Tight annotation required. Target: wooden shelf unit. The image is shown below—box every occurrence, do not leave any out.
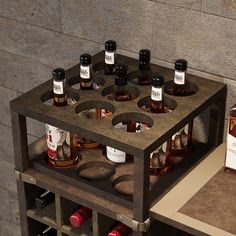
[10,51,226,236]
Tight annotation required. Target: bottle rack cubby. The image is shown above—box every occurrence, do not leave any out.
[11,51,226,236]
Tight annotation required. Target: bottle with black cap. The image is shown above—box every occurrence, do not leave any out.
[35,190,55,209]
[80,54,93,90]
[173,59,188,96]
[37,226,57,236]
[104,40,117,75]
[46,68,79,168]
[149,74,165,113]
[137,49,152,85]
[113,64,130,101]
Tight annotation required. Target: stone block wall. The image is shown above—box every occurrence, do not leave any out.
[0,1,235,235]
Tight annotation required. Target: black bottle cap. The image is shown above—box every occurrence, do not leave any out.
[139,49,150,63]
[105,40,117,51]
[175,59,188,71]
[52,68,65,80]
[115,64,128,86]
[152,74,164,87]
[80,54,92,66]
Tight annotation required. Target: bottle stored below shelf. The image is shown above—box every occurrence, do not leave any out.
[104,40,117,75]
[35,190,55,209]
[69,206,92,228]
[150,141,172,176]
[46,68,79,168]
[169,121,193,161]
[107,222,132,236]
[225,104,236,171]
[37,226,57,236]
[173,59,188,96]
[80,54,93,90]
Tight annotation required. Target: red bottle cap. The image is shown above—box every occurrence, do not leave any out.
[108,230,121,236]
[69,212,83,227]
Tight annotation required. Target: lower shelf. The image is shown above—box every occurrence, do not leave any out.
[27,202,56,227]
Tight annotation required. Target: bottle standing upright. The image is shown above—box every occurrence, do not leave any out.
[137,49,152,85]
[80,54,93,90]
[173,59,188,96]
[46,68,79,168]
[149,74,165,113]
[104,40,117,75]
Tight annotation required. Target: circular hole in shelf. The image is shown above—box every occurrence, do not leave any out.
[112,112,153,131]
[77,161,116,181]
[112,174,133,196]
[127,70,153,86]
[41,90,80,106]
[101,85,139,102]
[165,81,199,96]
[67,75,105,90]
[75,101,115,119]
[137,96,177,113]
[93,62,115,76]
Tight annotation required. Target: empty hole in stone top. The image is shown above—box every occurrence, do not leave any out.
[40,90,79,106]
[138,96,177,113]
[102,85,139,102]
[75,101,115,119]
[67,75,105,90]
[112,112,153,132]
[165,80,199,96]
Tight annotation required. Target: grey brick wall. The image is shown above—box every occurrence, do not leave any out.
[0,1,235,235]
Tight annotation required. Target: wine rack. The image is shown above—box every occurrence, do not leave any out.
[10,51,226,236]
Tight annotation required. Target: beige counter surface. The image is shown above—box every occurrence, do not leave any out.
[150,144,236,236]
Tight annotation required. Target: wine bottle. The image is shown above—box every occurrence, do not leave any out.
[37,226,56,236]
[107,222,132,236]
[137,49,152,85]
[173,59,188,96]
[104,40,116,75]
[80,54,93,90]
[46,68,79,168]
[149,74,165,113]
[35,190,54,209]
[69,206,92,228]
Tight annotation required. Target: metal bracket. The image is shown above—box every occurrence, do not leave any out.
[15,170,36,185]
[116,214,151,232]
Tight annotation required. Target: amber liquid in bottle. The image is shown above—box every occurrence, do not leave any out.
[80,54,93,90]
[137,49,152,86]
[104,40,116,75]
[170,121,193,161]
[173,59,187,96]
[150,141,172,176]
[46,68,79,168]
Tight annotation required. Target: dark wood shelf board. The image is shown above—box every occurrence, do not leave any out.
[27,202,57,227]
[61,220,93,236]
[23,168,133,221]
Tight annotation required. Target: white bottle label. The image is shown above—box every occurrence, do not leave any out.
[105,51,115,64]
[226,133,236,170]
[174,71,185,85]
[151,87,163,101]
[80,65,90,79]
[53,81,64,95]
[106,146,126,163]
[46,124,71,160]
